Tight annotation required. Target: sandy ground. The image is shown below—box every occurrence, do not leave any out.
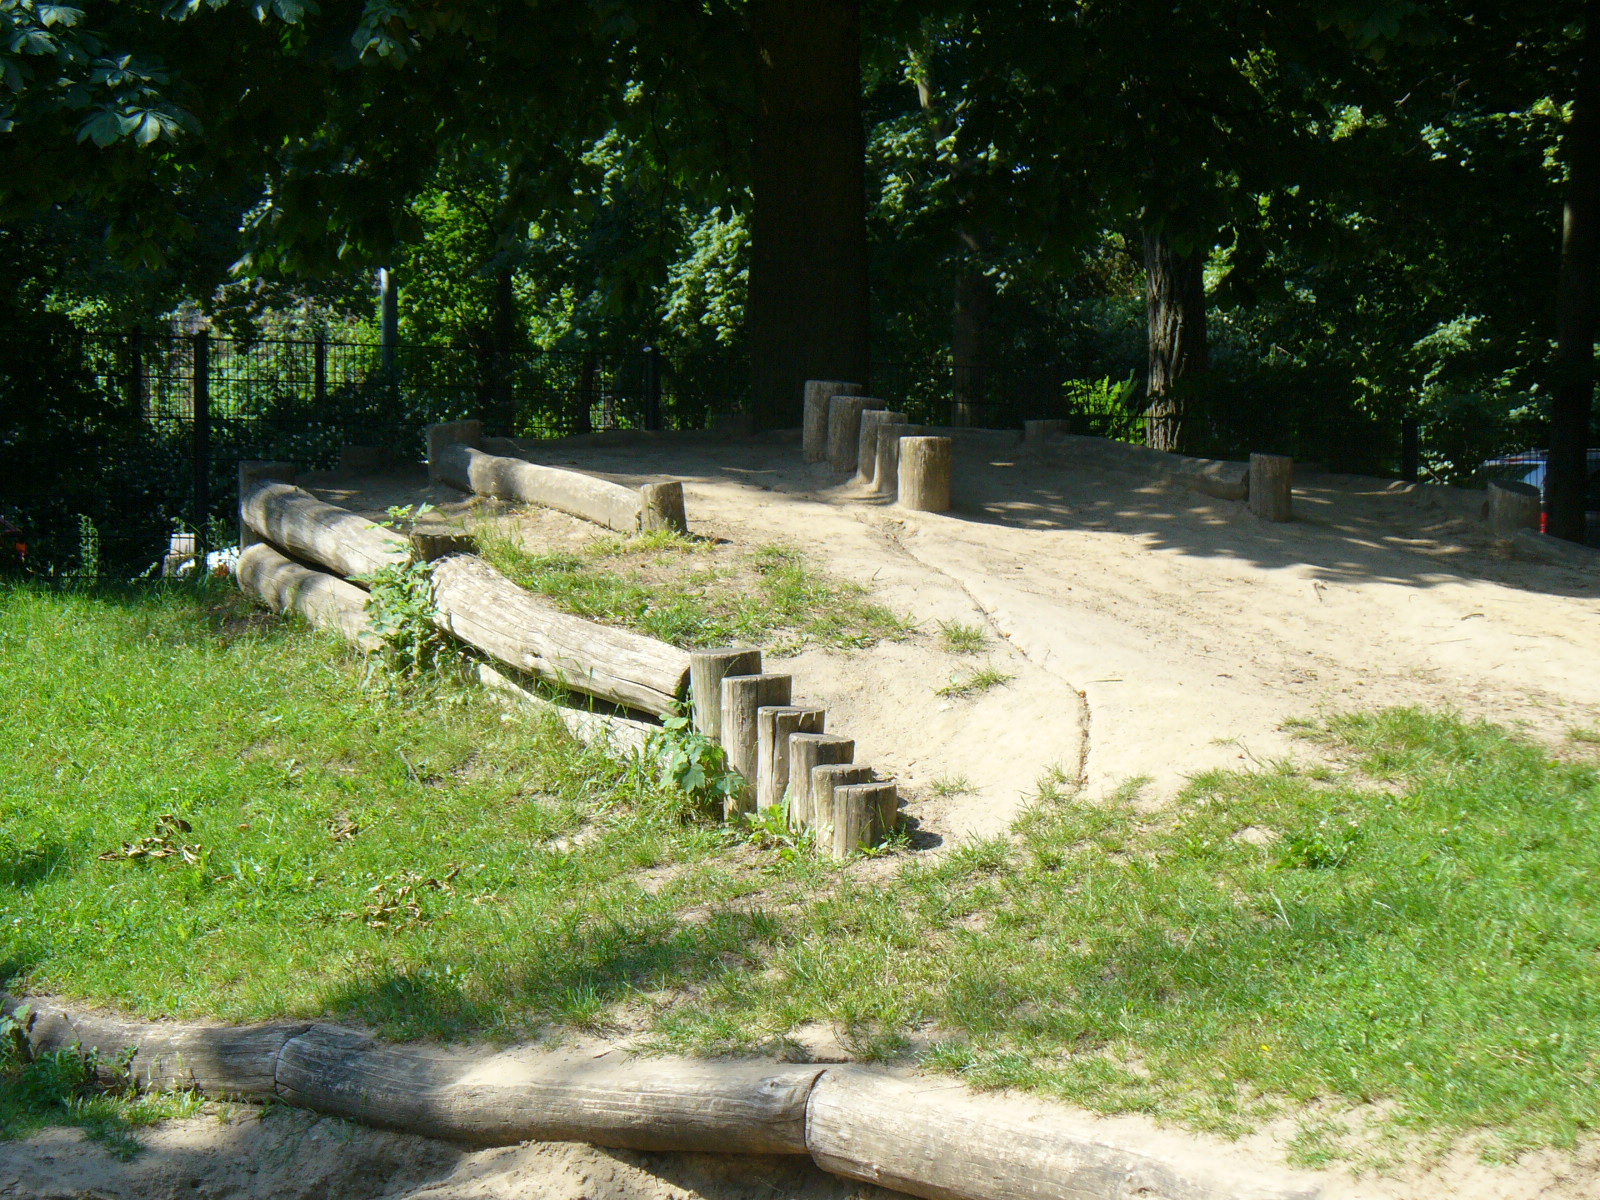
[33,431,1600,1199]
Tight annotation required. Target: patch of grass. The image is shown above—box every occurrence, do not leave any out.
[936,620,987,654]
[1566,725,1600,746]
[928,775,974,798]
[475,526,911,653]
[935,664,1015,699]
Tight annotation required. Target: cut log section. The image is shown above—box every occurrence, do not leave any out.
[720,673,793,815]
[241,480,410,581]
[809,764,871,847]
[803,380,864,463]
[689,647,762,740]
[477,663,658,757]
[856,409,907,487]
[640,481,688,533]
[427,419,483,483]
[898,436,953,513]
[829,782,898,858]
[872,422,917,498]
[1488,479,1541,538]
[236,543,375,648]
[755,706,826,813]
[786,733,854,831]
[1248,453,1294,522]
[430,553,690,716]
[827,395,877,474]
[237,460,297,551]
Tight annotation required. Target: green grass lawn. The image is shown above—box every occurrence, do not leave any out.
[4,580,1600,1162]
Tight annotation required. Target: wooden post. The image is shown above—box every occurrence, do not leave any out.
[639,481,688,534]
[827,395,877,474]
[872,422,916,498]
[238,460,297,551]
[830,781,898,858]
[857,409,907,487]
[426,420,482,484]
[756,706,826,813]
[786,733,854,831]
[689,648,761,740]
[803,380,863,463]
[897,436,952,512]
[811,764,872,847]
[1248,453,1294,522]
[720,674,792,816]
[1488,479,1542,537]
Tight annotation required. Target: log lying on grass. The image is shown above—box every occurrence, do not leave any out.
[477,663,658,756]
[430,553,690,716]
[241,481,410,580]
[236,543,375,647]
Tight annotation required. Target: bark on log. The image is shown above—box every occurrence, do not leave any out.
[786,734,854,831]
[827,395,877,474]
[872,422,917,498]
[1248,454,1294,522]
[803,381,864,463]
[237,461,297,551]
[898,437,953,513]
[640,482,688,533]
[805,1066,1321,1200]
[756,706,826,812]
[690,648,762,740]
[436,443,649,533]
[721,674,793,815]
[1488,480,1542,538]
[857,409,908,488]
[6,996,307,1101]
[430,554,690,716]
[477,663,658,757]
[241,481,410,581]
[427,420,483,484]
[809,764,871,845]
[236,543,375,648]
[275,1025,822,1154]
[829,782,897,858]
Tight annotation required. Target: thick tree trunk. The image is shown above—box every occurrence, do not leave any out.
[747,0,869,429]
[951,268,993,427]
[1547,12,1600,545]
[1142,230,1208,453]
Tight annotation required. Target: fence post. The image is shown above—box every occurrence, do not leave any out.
[314,334,328,406]
[1401,417,1420,483]
[192,331,211,547]
[643,344,662,431]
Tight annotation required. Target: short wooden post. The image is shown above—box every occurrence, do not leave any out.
[857,409,908,488]
[786,734,854,831]
[426,420,482,484]
[756,706,826,813]
[639,481,688,534]
[1487,479,1541,538]
[803,381,864,463]
[872,422,915,498]
[238,460,297,550]
[689,648,761,740]
[830,781,898,858]
[827,395,877,474]
[720,674,793,816]
[1248,453,1294,522]
[811,764,873,848]
[897,436,952,512]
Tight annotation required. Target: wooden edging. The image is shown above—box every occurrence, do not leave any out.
[3,996,1322,1200]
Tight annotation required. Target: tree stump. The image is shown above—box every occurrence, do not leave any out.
[639,482,688,533]
[689,648,762,740]
[857,409,908,488]
[811,765,872,847]
[827,395,878,474]
[756,706,826,813]
[426,420,483,483]
[786,734,854,831]
[829,781,898,858]
[897,436,953,512]
[237,461,297,551]
[720,674,793,816]
[1248,453,1294,522]
[1488,479,1541,538]
[872,423,916,498]
[803,381,863,463]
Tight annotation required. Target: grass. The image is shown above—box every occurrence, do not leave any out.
[474,525,912,653]
[6,582,1600,1161]
[935,664,1015,698]
[936,620,987,654]
[927,775,975,798]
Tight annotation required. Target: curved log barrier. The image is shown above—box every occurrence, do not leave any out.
[477,662,658,756]
[236,543,375,648]
[1,995,1323,1200]
[241,481,410,581]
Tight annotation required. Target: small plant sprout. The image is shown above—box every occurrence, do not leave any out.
[935,664,1015,699]
[936,620,986,654]
[648,705,743,813]
[929,775,975,798]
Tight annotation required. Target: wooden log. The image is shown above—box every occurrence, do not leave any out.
[805,1066,1321,1200]
[755,705,826,813]
[409,525,476,562]
[426,419,483,483]
[809,764,871,846]
[639,481,688,534]
[1488,479,1541,538]
[803,380,864,463]
[872,422,917,498]
[786,733,854,831]
[829,782,897,858]
[1248,453,1294,522]
[827,395,877,474]
[720,674,793,815]
[241,481,410,581]
[275,1025,823,1154]
[477,663,658,757]
[436,443,650,534]
[237,460,297,551]
[689,647,762,740]
[898,436,953,513]
[857,409,907,488]
[6,996,308,1101]
[236,543,376,648]
[430,553,690,715]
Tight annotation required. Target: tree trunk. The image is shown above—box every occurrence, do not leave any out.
[747,0,869,429]
[951,268,993,428]
[1547,11,1600,545]
[1142,229,1208,453]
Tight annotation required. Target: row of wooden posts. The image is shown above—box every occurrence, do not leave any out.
[801,380,953,511]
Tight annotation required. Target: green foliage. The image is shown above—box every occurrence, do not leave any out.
[935,619,985,654]
[649,710,742,815]
[361,505,452,683]
[935,664,1013,699]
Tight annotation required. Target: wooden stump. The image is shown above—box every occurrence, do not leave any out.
[810,764,871,847]
[827,395,878,474]
[897,436,953,512]
[829,782,898,858]
[720,674,793,816]
[756,706,826,813]
[1248,453,1294,522]
[689,648,762,740]
[426,420,483,483]
[857,409,908,488]
[640,481,688,534]
[803,381,864,463]
[1488,479,1541,538]
[872,423,916,498]
[786,734,854,831]
[237,461,297,550]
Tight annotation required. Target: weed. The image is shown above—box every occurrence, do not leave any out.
[936,620,986,654]
[935,664,1014,699]
[928,775,974,798]
[649,708,742,815]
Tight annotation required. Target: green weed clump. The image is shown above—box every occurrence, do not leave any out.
[935,664,1014,698]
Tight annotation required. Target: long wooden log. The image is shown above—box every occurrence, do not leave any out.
[436,443,687,535]
[477,663,658,756]
[236,543,375,648]
[430,553,690,716]
[241,480,409,581]
[237,460,297,550]
[276,1025,823,1153]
